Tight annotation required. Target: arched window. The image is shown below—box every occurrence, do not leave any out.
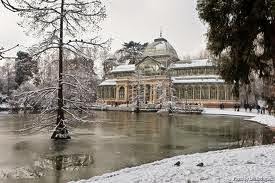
[102,86,107,99]
[110,86,115,99]
[187,86,193,99]
[201,85,208,99]
[194,86,200,99]
[181,87,186,99]
[199,68,204,75]
[219,85,225,100]
[210,86,217,99]
[119,86,125,99]
[175,87,180,98]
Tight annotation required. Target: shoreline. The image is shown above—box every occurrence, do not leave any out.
[1,105,275,129]
[202,108,275,131]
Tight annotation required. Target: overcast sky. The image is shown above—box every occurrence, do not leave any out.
[0,0,207,60]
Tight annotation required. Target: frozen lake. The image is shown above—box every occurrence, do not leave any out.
[0,111,272,183]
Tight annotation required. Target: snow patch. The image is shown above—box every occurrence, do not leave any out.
[172,78,225,84]
[170,59,213,69]
[247,115,275,128]
[99,79,117,86]
[111,64,135,73]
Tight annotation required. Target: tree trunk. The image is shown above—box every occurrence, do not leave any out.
[271,2,275,101]
[272,18,275,100]
[51,0,70,140]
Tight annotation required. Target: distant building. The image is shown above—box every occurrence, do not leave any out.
[97,36,237,107]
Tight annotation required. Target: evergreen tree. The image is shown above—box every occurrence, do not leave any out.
[117,41,148,64]
[15,51,39,87]
[197,0,275,98]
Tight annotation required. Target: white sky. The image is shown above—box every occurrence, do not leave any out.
[0,0,207,61]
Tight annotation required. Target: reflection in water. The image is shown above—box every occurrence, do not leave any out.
[0,111,273,183]
[9,140,94,183]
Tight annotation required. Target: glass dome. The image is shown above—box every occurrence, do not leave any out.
[143,37,179,59]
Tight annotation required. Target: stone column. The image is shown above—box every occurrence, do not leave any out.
[153,84,157,103]
[151,84,154,103]
[132,84,134,103]
[125,84,128,101]
[144,84,146,103]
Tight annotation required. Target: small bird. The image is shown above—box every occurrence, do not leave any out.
[196,162,204,167]
[174,161,181,166]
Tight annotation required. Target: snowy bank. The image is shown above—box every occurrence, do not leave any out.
[203,108,257,117]
[203,108,275,129]
[69,145,275,183]
[247,115,275,128]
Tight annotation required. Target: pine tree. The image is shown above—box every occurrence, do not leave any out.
[197,0,275,99]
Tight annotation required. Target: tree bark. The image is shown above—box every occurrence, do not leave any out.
[51,0,70,140]
[272,18,275,100]
[57,0,65,126]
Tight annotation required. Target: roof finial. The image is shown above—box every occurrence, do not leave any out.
[160,26,163,38]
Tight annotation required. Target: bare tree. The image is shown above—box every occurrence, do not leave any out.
[1,0,108,139]
[0,45,19,60]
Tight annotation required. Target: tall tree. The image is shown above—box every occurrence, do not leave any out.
[197,0,274,99]
[117,41,148,64]
[1,0,107,139]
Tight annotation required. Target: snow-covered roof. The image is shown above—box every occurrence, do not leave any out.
[172,77,225,84]
[111,64,135,73]
[99,79,116,86]
[172,75,220,80]
[170,59,214,69]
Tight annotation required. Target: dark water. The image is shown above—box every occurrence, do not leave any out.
[0,111,272,183]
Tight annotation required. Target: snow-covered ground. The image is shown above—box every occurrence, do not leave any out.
[203,108,258,117]
[248,115,275,128]
[69,145,275,183]
[203,108,275,128]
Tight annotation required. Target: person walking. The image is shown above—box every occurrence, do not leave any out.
[244,103,248,112]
